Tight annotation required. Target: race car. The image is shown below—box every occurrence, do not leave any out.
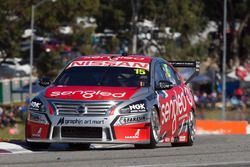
[25,54,199,149]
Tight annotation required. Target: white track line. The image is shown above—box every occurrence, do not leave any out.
[91,144,133,149]
[0,142,132,154]
[0,142,32,154]
[121,160,250,167]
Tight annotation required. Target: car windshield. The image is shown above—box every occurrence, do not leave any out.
[54,67,150,87]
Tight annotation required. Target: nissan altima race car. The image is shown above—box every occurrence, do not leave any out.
[25,54,199,149]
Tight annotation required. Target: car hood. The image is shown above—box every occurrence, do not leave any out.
[44,85,143,100]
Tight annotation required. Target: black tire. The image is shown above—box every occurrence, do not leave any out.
[171,111,196,147]
[135,107,160,149]
[26,141,50,150]
[69,143,90,150]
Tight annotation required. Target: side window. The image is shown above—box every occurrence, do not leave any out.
[154,62,166,83]
[161,63,179,85]
[174,71,181,85]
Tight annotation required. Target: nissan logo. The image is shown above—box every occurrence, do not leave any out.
[77,104,87,114]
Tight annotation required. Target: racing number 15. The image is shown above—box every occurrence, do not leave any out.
[134,69,146,75]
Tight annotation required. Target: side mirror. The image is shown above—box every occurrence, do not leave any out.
[155,80,174,90]
[39,77,51,87]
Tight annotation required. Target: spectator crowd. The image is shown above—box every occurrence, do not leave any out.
[0,106,16,128]
[0,104,28,129]
[194,87,250,119]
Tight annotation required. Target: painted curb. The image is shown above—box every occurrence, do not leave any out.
[0,142,32,154]
[247,125,250,134]
[196,120,249,135]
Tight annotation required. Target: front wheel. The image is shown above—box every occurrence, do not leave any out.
[135,107,160,149]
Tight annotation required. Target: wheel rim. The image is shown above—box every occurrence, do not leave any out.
[151,108,160,142]
[189,111,196,142]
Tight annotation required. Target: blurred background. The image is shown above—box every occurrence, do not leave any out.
[0,0,250,140]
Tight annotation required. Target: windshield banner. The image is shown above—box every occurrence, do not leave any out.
[67,61,150,71]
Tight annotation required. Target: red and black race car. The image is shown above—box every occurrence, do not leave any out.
[26,54,199,149]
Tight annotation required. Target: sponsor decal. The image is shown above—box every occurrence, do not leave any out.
[30,101,41,108]
[184,87,194,106]
[26,121,49,139]
[179,135,186,142]
[57,117,105,125]
[81,56,146,61]
[85,120,105,125]
[67,60,149,70]
[50,90,126,99]
[158,90,168,98]
[178,113,188,121]
[125,129,140,139]
[177,119,187,136]
[129,103,146,113]
[161,87,193,135]
[118,115,148,125]
[163,137,171,143]
[29,99,42,111]
[134,69,146,75]
[32,127,42,137]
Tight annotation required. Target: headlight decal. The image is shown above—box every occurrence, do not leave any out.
[28,112,49,125]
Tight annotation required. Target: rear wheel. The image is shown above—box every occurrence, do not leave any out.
[187,111,196,146]
[171,111,196,147]
[135,107,160,149]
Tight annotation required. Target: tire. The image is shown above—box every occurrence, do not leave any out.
[135,107,160,149]
[26,141,50,150]
[171,111,196,147]
[69,143,90,150]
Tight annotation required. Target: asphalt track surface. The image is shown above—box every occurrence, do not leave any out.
[0,135,250,167]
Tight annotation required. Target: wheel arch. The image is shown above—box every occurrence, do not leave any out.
[153,104,160,118]
[190,107,196,117]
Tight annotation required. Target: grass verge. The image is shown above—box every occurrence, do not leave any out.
[0,122,25,141]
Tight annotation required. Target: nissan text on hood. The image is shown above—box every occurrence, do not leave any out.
[26,54,199,149]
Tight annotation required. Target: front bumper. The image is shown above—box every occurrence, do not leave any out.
[26,113,151,144]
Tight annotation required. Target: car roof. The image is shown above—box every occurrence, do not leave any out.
[74,54,154,64]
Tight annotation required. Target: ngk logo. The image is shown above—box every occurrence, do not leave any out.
[129,103,145,110]
[30,101,41,108]
[51,90,126,99]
